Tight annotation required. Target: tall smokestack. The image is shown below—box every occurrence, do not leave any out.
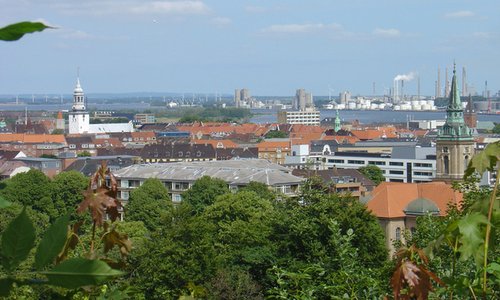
[436,67,441,98]
[417,75,420,100]
[445,67,450,97]
[462,67,467,96]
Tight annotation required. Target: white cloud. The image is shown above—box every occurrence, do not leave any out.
[472,31,492,39]
[51,0,210,16]
[261,23,342,34]
[373,28,401,38]
[129,1,210,15]
[244,6,268,13]
[210,17,231,26]
[60,29,95,40]
[444,10,476,19]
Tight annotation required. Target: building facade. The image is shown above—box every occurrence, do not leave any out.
[277,110,321,126]
[114,159,303,205]
[68,78,90,134]
[436,64,474,182]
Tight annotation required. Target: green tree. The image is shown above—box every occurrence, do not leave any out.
[239,181,276,202]
[126,178,172,231]
[51,171,89,218]
[202,191,277,278]
[0,169,56,220]
[490,122,500,134]
[77,150,92,157]
[359,164,385,185]
[265,130,288,139]
[182,176,229,214]
[51,129,64,135]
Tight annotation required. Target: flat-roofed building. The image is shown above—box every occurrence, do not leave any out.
[277,109,320,126]
[114,159,304,205]
[321,146,436,183]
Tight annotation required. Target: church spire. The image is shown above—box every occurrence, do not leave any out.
[448,62,462,110]
[437,62,472,141]
[334,110,341,132]
[72,76,86,111]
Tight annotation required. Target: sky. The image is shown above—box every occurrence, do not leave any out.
[0,0,499,96]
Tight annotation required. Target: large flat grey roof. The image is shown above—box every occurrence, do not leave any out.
[114,159,303,186]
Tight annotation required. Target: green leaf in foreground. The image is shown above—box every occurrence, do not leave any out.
[465,141,500,178]
[42,258,124,289]
[0,278,13,297]
[35,214,70,270]
[0,208,36,272]
[0,196,12,209]
[0,21,52,41]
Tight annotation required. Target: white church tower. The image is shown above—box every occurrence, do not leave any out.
[68,78,90,134]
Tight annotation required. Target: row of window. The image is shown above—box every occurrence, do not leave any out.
[326,160,433,168]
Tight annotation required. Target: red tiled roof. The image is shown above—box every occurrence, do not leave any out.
[366,182,463,218]
[0,134,66,144]
[257,140,291,150]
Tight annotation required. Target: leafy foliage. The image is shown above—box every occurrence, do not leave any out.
[398,141,500,298]
[0,162,129,298]
[0,169,57,219]
[34,214,70,270]
[265,130,289,138]
[78,162,122,225]
[0,208,36,272]
[126,178,172,231]
[182,176,230,214]
[42,258,124,289]
[0,21,51,41]
[391,245,443,299]
[359,164,385,185]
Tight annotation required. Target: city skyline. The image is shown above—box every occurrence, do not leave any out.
[0,0,499,96]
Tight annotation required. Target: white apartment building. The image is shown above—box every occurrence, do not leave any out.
[285,144,436,183]
[277,109,321,126]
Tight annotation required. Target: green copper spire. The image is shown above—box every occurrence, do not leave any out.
[334,109,341,132]
[437,63,473,141]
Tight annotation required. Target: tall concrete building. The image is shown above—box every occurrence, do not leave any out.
[68,78,90,134]
[436,64,474,182]
[234,89,241,107]
[241,88,250,101]
[234,88,251,107]
[339,91,351,105]
[294,88,313,111]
